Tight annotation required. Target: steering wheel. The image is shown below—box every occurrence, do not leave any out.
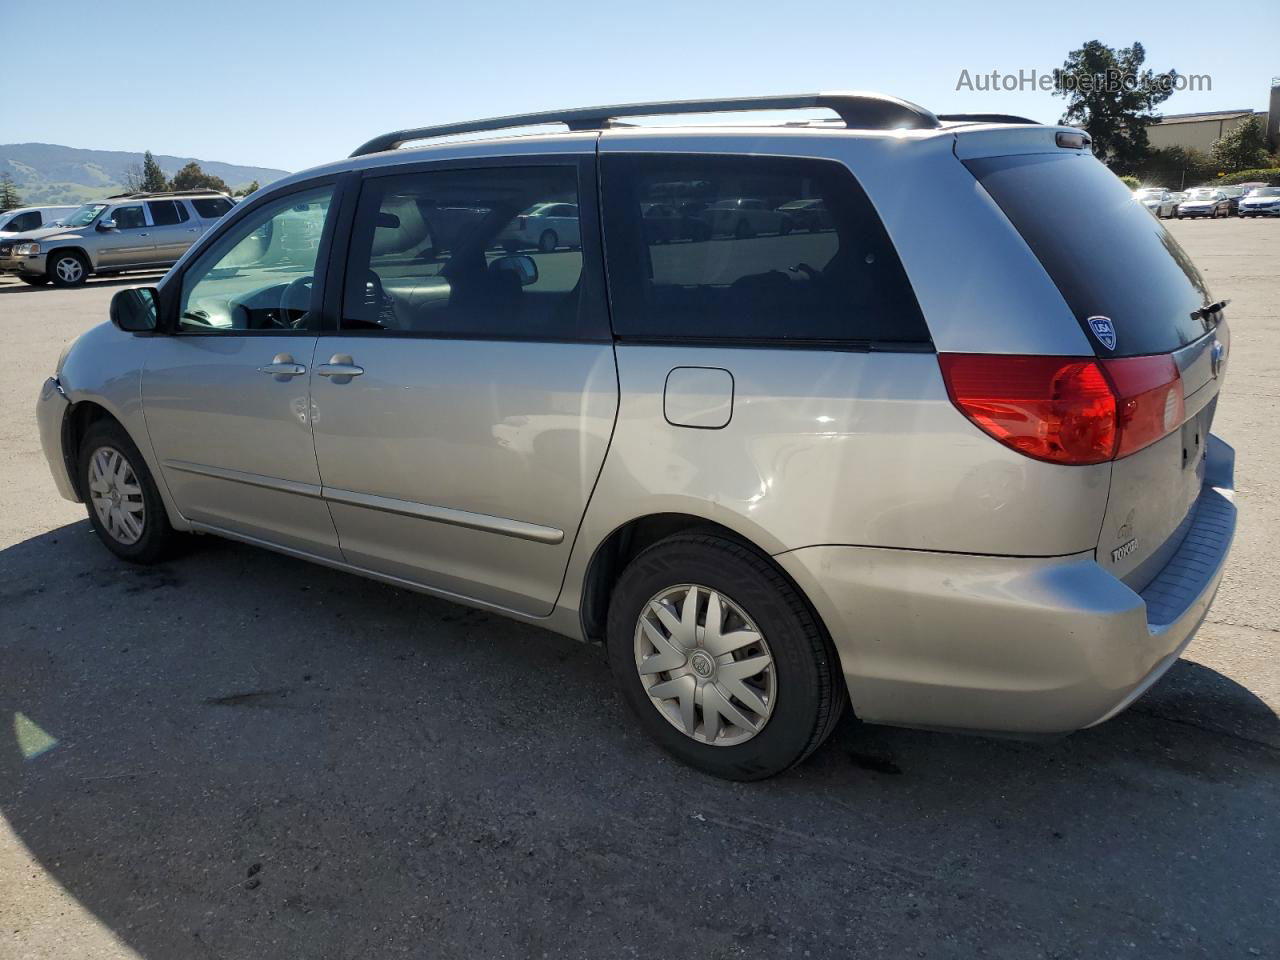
[279,275,313,329]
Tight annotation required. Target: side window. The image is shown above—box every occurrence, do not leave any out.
[177,185,334,333]
[601,154,930,344]
[111,205,147,230]
[192,197,234,219]
[342,165,592,338]
[7,211,41,232]
[146,200,189,225]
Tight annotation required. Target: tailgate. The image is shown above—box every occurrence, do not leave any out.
[1100,323,1229,588]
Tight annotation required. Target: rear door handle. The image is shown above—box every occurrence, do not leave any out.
[258,353,307,379]
[316,355,364,379]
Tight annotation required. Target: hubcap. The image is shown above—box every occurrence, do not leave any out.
[634,584,776,747]
[88,446,145,545]
[57,257,83,283]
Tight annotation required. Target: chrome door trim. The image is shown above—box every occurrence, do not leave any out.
[162,460,324,498]
[321,486,565,545]
[166,459,565,545]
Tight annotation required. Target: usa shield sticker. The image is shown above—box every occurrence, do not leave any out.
[1087,315,1116,351]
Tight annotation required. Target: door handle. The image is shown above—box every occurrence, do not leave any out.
[258,353,307,379]
[316,355,364,379]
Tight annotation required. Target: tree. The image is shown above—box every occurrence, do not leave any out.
[234,180,260,197]
[1053,40,1177,174]
[141,151,169,192]
[1210,116,1271,174]
[123,162,146,193]
[169,161,229,193]
[1133,145,1214,190]
[0,172,21,211]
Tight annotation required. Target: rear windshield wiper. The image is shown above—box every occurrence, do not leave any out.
[1191,299,1231,324]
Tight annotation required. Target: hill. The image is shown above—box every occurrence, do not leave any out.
[0,143,289,205]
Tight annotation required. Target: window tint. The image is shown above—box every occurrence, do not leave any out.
[146,199,189,226]
[4,211,41,232]
[601,154,929,345]
[178,186,333,333]
[112,205,146,229]
[343,166,596,339]
[192,196,234,219]
[966,153,1211,356]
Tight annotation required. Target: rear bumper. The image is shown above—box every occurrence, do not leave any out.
[777,437,1236,735]
[36,377,78,502]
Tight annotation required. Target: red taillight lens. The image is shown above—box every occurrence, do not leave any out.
[1103,354,1185,458]
[939,355,1117,464]
[939,353,1185,466]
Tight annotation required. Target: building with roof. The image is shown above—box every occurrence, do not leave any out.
[1145,80,1278,154]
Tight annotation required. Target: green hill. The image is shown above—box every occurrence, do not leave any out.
[0,143,289,205]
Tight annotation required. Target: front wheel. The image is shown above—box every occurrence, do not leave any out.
[538,229,558,253]
[606,534,844,780]
[78,419,175,563]
[49,251,88,287]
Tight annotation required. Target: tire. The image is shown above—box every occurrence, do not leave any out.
[779,217,793,236]
[734,219,753,240]
[605,534,845,780]
[18,275,49,285]
[538,230,558,253]
[78,419,175,564]
[48,250,88,287]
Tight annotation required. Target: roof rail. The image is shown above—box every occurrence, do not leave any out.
[351,92,941,157]
[937,113,1040,125]
[104,189,232,200]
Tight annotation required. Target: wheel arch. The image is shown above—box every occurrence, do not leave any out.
[62,400,118,499]
[47,246,94,274]
[576,511,833,652]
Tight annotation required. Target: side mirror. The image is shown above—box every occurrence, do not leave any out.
[97,219,117,231]
[110,286,159,333]
[489,254,538,287]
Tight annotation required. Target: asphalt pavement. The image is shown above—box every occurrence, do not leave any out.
[0,222,1277,959]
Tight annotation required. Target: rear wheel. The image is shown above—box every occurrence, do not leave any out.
[538,229,558,253]
[606,534,844,780]
[49,251,88,287]
[78,419,175,563]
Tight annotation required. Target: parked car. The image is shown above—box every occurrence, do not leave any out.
[703,197,791,238]
[1238,186,1280,217]
[1133,187,1178,219]
[497,201,581,252]
[1176,188,1232,219]
[1216,185,1248,216]
[36,94,1235,780]
[640,201,712,242]
[776,197,834,231]
[0,191,235,287]
[0,205,77,237]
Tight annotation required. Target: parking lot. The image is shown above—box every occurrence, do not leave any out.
[1,219,1277,959]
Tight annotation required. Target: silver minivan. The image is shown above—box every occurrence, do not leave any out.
[36,94,1236,779]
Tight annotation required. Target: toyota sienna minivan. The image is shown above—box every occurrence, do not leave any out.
[36,93,1236,779]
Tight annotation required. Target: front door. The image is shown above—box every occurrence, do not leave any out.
[310,160,617,616]
[142,183,341,559]
[96,203,155,268]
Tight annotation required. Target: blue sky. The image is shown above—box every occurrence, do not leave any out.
[8,0,1279,173]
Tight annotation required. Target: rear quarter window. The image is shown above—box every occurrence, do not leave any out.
[601,154,930,347]
[965,153,1212,356]
[192,197,234,219]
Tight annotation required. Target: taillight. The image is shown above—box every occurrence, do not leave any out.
[939,354,1184,466]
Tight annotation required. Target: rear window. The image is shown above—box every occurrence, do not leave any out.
[601,154,930,347]
[192,197,234,219]
[966,153,1212,356]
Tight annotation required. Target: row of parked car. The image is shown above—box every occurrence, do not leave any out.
[1134,184,1280,219]
[0,191,236,287]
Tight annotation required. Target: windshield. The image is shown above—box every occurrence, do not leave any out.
[1248,187,1280,197]
[1185,189,1216,199]
[62,203,108,227]
[1134,189,1161,197]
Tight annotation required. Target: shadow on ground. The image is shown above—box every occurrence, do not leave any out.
[2,523,1277,959]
